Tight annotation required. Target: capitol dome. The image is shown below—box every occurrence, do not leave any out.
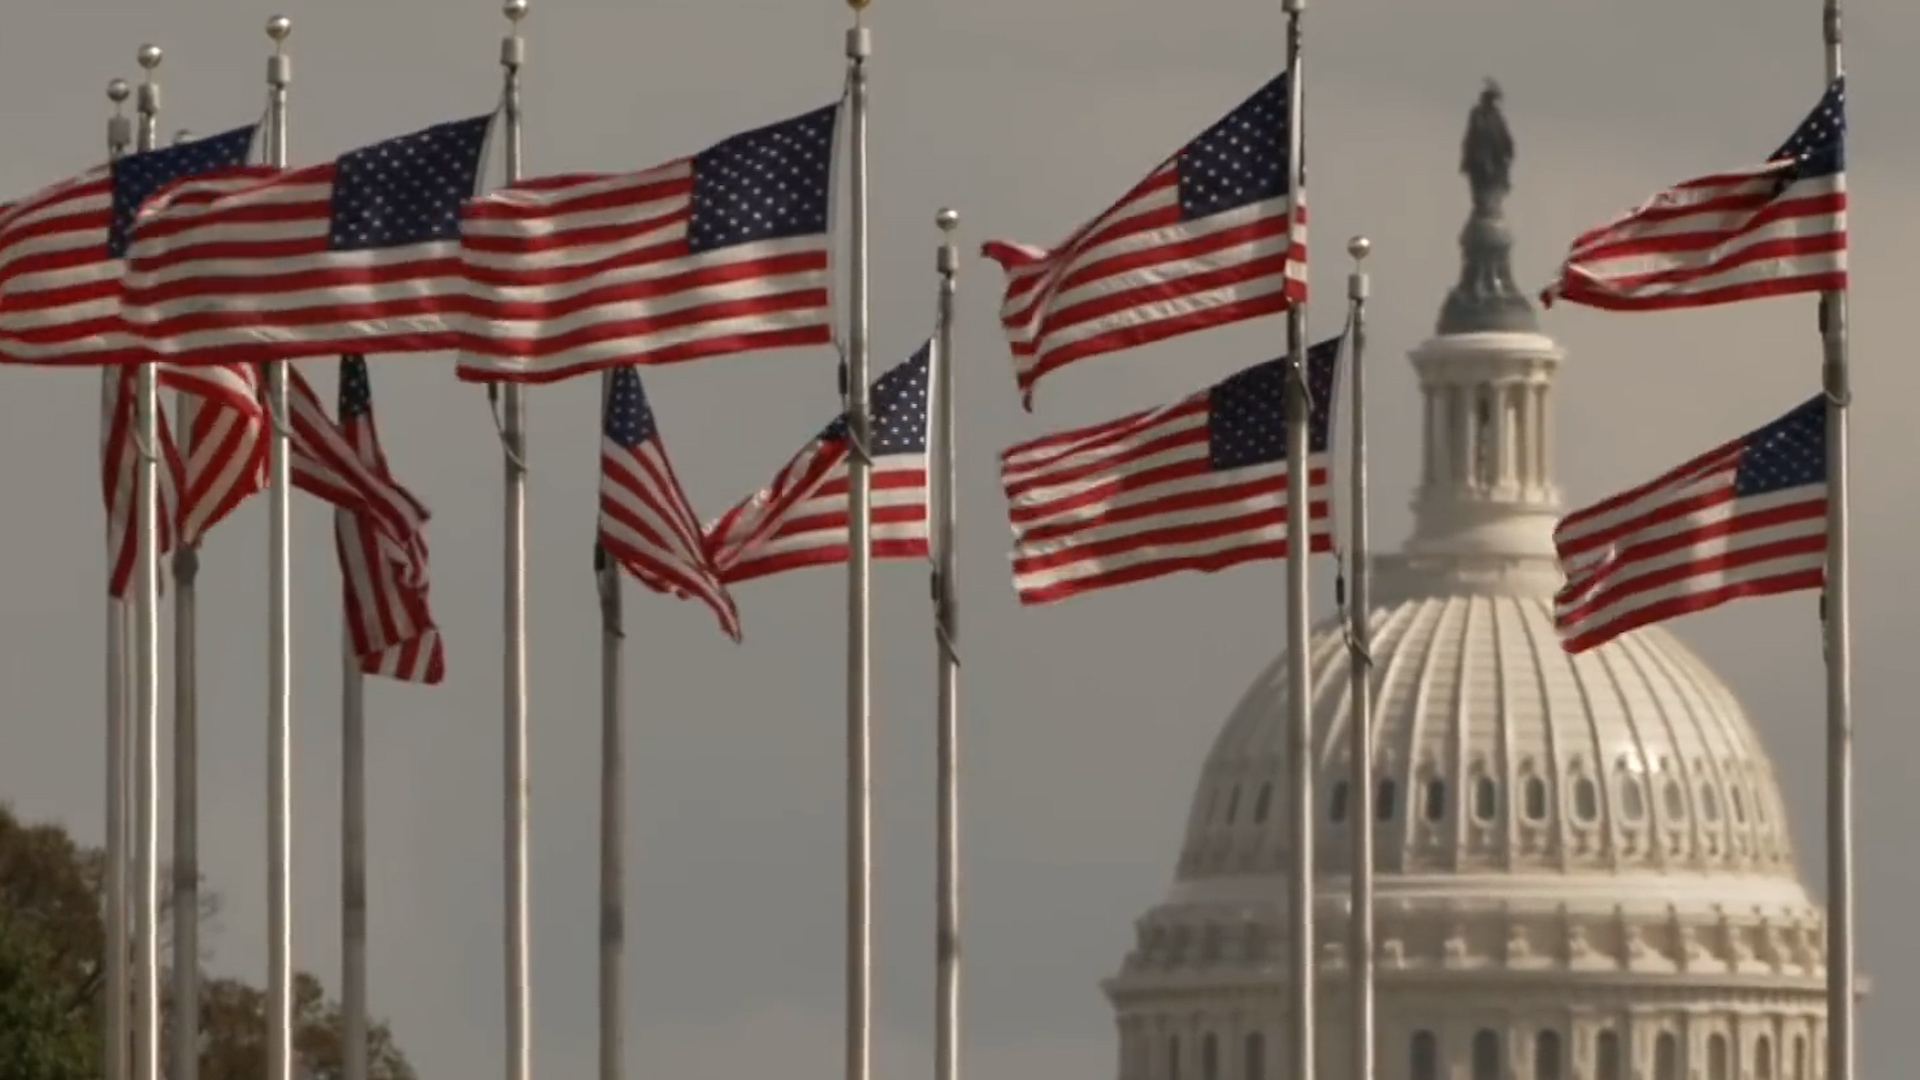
[1103,90,1829,1080]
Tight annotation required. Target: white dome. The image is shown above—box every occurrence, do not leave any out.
[1102,104,1831,1080]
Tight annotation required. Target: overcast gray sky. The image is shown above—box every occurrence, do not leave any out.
[1,0,1913,1076]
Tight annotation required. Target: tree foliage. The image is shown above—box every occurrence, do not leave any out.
[0,802,416,1079]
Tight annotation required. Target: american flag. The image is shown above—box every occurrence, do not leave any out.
[1001,336,1339,606]
[705,343,931,583]
[167,364,267,546]
[598,365,741,640]
[287,363,429,558]
[982,72,1306,408]
[1551,396,1827,654]
[100,367,183,598]
[121,115,494,366]
[456,103,839,384]
[1542,78,1846,311]
[0,125,256,365]
[329,355,444,683]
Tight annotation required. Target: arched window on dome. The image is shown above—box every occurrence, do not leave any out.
[1243,1032,1264,1080]
[1424,777,1446,822]
[1594,1031,1622,1080]
[1700,782,1721,823]
[1617,768,1646,822]
[1523,775,1549,821]
[1253,782,1273,824]
[1409,1031,1439,1080]
[1663,776,1687,820]
[1329,781,1349,824]
[1755,1035,1775,1080]
[1706,1033,1730,1080]
[1202,1033,1219,1080]
[1168,1035,1181,1080]
[1572,776,1599,822]
[1472,775,1498,821]
[1224,786,1242,824]
[1730,784,1747,824]
[1376,778,1398,822]
[1534,1029,1563,1080]
[1471,1029,1501,1080]
[1653,1031,1679,1080]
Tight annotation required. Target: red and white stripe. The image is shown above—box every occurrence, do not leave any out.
[983,178,1304,407]
[288,366,428,563]
[1540,164,1845,311]
[1001,391,1330,606]
[100,368,183,597]
[1551,429,1827,654]
[0,169,129,365]
[598,424,742,642]
[455,169,834,384]
[120,165,462,365]
[704,443,928,584]
[165,364,267,546]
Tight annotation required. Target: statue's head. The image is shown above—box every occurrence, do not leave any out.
[1480,77,1504,107]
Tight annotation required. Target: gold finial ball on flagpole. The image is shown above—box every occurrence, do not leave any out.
[936,207,959,232]
[107,78,130,103]
[504,0,529,22]
[265,15,292,41]
[1347,235,1371,261]
[137,44,162,71]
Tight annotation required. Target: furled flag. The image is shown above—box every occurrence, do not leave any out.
[329,355,444,683]
[1542,78,1846,310]
[598,365,742,640]
[100,368,183,598]
[982,72,1305,408]
[1551,396,1827,654]
[287,362,429,558]
[705,344,931,583]
[454,102,839,384]
[121,115,494,366]
[167,364,268,546]
[0,125,257,365]
[1000,336,1339,606]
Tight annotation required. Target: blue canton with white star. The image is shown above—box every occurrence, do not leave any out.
[1732,396,1826,497]
[1208,335,1339,470]
[823,342,930,454]
[337,354,374,420]
[328,115,493,252]
[1768,76,1845,178]
[109,123,258,257]
[604,365,662,449]
[687,103,838,255]
[1176,70,1292,222]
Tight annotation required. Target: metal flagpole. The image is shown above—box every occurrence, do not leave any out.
[595,372,626,1080]
[1818,3,1854,1080]
[497,6,534,1080]
[343,627,369,1080]
[1342,237,1373,1080]
[168,120,204,1080]
[131,44,163,1080]
[931,207,962,1080]
[1278,2,1315,1079]
[261,18,297,1080]
[840,6,875,1080]
[103,74,134,1080]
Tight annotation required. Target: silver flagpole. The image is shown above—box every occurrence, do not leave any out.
[131,44,163,1080]
[262,18,297,1080]
[931,207,962,1080]
[169,120,203,1080]
[595,372,626,1080]
[1278,2,1315,1079]
[497,5,534,1080]
[1342,237,1373,1080]
[1818,2,1853,1079]
[841,6,875,1080]
[103,75,133,1080]
[343,626,369,1080]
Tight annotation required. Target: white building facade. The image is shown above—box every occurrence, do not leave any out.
[1101,88,1830,1080]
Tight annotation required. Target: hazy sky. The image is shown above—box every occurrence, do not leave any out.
[1,0,1914,1076]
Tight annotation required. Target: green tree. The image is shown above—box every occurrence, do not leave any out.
[0,803,416,1079]
[0,914,96,1080]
